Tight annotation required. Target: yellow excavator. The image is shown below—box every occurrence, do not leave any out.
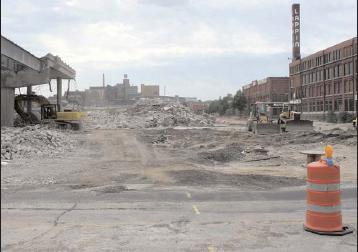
[15,94,86,130]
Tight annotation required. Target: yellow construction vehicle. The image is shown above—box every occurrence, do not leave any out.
[278,104,313,132]
[15,94,85,130]
[247,102,283,134]
[41,104,86,130]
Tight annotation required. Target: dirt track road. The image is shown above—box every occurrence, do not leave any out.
[1,128,357,251]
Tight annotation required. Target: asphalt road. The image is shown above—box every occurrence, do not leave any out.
[1,129,357,251]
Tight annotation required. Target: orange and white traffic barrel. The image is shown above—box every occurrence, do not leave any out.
[304,145,353,235]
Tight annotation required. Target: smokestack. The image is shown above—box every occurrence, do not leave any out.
[292,3,301,61]
[102,73,105,87]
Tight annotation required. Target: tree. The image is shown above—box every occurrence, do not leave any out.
[232,90,247,113]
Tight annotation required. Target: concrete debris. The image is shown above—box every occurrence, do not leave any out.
[1,125,77,160]
[84,99,215,129]
[152,134,168,144]
[198,143,245,163]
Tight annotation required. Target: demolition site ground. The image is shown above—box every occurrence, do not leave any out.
[1,103,357,252]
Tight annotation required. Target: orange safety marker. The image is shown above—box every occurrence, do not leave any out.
[304,145,353,235]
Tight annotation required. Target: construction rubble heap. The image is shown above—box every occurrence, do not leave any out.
[84,99,215,129]
[1,125,77,160]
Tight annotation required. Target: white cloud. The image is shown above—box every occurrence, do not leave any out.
[2,0,357,99]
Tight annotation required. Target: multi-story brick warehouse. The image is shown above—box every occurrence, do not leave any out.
[289,37,357,119]
[242,77,290,106]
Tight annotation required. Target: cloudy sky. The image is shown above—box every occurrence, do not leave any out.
[1,0,357,100]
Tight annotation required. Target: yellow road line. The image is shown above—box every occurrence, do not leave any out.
[186,192,192,198]
[192,205,200,214]
[207,245,217,252]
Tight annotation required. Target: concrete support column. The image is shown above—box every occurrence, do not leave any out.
[27,85,32,113]
[57,77,62,112]
[1,87,15,126]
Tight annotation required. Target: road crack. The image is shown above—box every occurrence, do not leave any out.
[2,203,77,251]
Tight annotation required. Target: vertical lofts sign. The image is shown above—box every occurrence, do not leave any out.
[292,4,301,60]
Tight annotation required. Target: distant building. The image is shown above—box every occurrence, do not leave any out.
[141,84,160,97]
[181,97,198,103]
[116,74,139,100]
[84,86,105,106]
[64,90,84,105]
[188,101,209,114]
[242,77,290,106]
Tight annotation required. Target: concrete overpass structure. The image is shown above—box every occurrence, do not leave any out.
[1,35,76,126]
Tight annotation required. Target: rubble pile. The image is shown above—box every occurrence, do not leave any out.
[85,99,215,129]
[198,143,245,163]
[1,125,77,160]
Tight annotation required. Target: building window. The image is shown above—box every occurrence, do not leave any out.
[349,98,354,111]
[325,100,333,111]
[334,99,342,111]
[349,62,353,75]
[338,82,341,94]
[334,66,339,78]
[339,65,344,76]
[319,101,324,111]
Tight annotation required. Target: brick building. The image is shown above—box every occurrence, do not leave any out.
[242,77,290,106]
[289,37,357,119]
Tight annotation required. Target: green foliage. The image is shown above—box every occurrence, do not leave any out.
[207,91,247,116]
[337,111,353,123]
[232,90,247,112]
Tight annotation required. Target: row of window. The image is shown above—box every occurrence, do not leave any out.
[290,42,357,74]
[302,80,354,98]
[302,98,355,112]
[302,62,354,84]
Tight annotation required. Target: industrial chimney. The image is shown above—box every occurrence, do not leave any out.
[292,3,301,61]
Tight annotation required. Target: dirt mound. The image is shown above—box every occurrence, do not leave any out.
[168,169,305,189]
[84,99,215,129]
[198,143,245,163]
[1,125,77,160]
